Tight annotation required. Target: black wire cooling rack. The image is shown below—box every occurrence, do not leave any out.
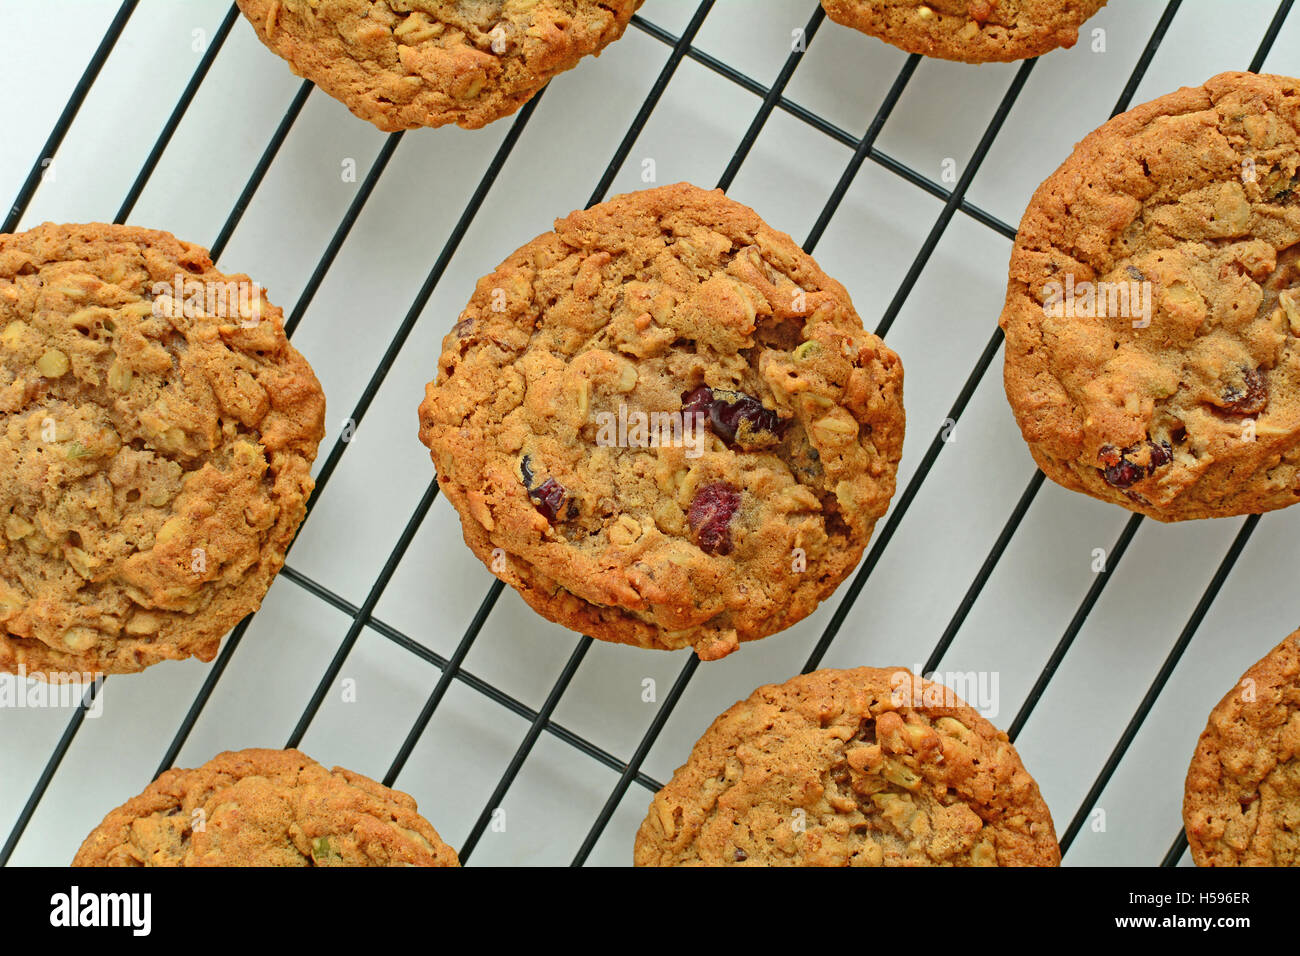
[1,0,1296,867]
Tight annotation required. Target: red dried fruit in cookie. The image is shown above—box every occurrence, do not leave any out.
[1098,439,1173,490]
[688,482,741,556]
[709,388,786,449]
[529,478,566,523]
[1098,445,1140,488]
[1217,367,1269,417]
[518,453,567,523]
[680,386,786,451]
[681,385,713,422]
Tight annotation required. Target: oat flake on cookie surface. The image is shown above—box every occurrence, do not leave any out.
[821,0,1107,63]
[0,223,325,677]
[1001,72,1300,521]
[236,0,642,131]
[634,667,1060,866]
[418,183,905,660]
[73,748,459,866]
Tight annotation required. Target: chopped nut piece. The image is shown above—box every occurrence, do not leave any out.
[608,514,641,546]
[123,611,164,635]
[36,348,70,378]
[107,358,133,392]
[63,627,98,651]
[154,516,186,546]
[4,515,34,540]
[971,840,997,866]
[1,320,30,349]
[0,584,26,621]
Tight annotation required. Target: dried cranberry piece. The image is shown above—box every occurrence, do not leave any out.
[529,478,566,523]
[1098,439,1174,489]
[679,386,786,450]
[1218,368,1268,417]
[709,389,786,449]
[681,385,713,422]
[1101,456,1144,489]
[688,482,741,556]
[519,453,567,523]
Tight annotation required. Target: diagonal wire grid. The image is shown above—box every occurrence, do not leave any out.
[0,0,1293,867]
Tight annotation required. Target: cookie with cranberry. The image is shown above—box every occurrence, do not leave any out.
[236,0,642,131]
[0,223,325,677]
[634,667,1060,866]
[822,0,1107,63]
[73,749,459,866]
[1001,72,1300,521]
[1183,631,1300,866]
[418,183,904,660]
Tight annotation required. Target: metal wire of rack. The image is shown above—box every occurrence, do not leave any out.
[0,0,1295,867]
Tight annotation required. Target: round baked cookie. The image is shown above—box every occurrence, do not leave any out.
[236,0,642,131]
[1001,72,1300,521]
[418,183,904,661]
[821,0,1107,63]
[0,223,325,677]
[73,749,459,867]
[1183,631,1300,866]
[634,667,1059,866]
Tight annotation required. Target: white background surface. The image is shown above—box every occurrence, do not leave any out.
[1,0,1298,867]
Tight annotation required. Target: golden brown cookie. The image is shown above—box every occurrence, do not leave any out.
[634,667,1060,866]
[418,183,904,660]
[236,0,642,131]
[1001,72,1300,521]
[1183,631,1300,866]
[0,223,325,677]
[822,0,1107,63]
[73,748,459,867]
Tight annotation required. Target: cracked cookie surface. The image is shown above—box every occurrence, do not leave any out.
[236,0,641,131]
[634,667,1060,866]
[0,223,325,676]
[822,0,1106,62]
[1184,631,1300,867]
[418,183,904,660]
[1001,72,1300,521]
[73,748,458,867]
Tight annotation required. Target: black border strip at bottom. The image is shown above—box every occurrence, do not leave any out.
[3,865,1279,939]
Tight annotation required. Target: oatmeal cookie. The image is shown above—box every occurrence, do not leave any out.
[1001,72,1300,521]
[418,183,904,660]
[1183,630,1300,866]
[634,667,1060,866]
[0,223,325,677]
[822,0,1106,63]
[236,0,642,131]
[73,748,459,866]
